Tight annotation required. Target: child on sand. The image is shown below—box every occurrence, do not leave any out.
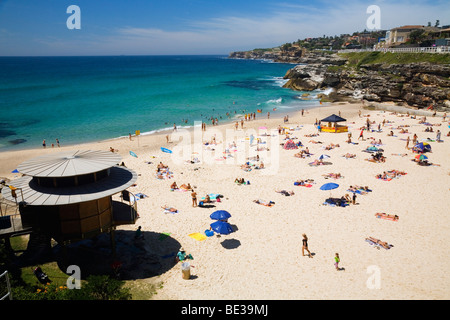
[334,253,340,270]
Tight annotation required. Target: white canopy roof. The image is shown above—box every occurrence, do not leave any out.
[17,150,122,178]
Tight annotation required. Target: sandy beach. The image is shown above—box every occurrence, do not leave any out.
[1,102,449,300]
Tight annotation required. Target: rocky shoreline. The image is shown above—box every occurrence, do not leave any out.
[229,50,450,111]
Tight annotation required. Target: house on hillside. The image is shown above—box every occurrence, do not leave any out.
[384,25,441,47]
[385,25,424,46]
[432,27,450,46]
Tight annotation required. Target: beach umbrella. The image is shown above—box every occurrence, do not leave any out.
[320,183,339,191]
[413,142,431,153]
[318,154,330,160]
[210,220,233,235]
[210,210,231,221]
[11,169,19,173]
[415,154,428,161]
[320,182,339,198]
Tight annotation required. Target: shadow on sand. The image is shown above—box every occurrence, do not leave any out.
[53,230,181,280]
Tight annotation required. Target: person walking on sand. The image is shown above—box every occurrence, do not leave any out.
[334,253,340,271]
[302,234,312,258]
[358,129,364,141]
[406,136,410,149]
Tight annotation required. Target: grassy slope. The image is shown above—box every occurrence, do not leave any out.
[338,51,450,68]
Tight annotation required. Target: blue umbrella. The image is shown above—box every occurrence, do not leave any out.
[210,220,233,235]
[413,142,431,153]
[320,183,339,191]
[11,169,19,173]
[210,210,231,221]
[318,154,330,160]
[320,182,339,198]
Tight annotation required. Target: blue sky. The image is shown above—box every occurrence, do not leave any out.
[0,0,449,56]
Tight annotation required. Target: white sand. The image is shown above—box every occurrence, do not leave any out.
[1,102,449,300]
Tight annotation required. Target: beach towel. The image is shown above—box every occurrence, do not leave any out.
[163,208,178,214]
[134,193,147,200]
[189,232,207,241]
[323,198,349,207]
[294,182,313,187]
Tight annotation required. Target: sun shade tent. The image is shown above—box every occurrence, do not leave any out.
[1,150,138,243]
[283,139,298,150]
[320,114,348,133]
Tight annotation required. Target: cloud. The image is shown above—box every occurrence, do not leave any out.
[110,1,449,54]
[3,0,449,55]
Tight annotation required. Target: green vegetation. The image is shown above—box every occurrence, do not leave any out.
[338,51,450,68]
[1,236,161,300]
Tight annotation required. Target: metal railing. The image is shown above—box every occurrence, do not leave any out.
[338,46,450,54]
[0,271,12,300]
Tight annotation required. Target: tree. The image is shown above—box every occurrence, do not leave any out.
[409,29,425,44]
[435,20,440,28]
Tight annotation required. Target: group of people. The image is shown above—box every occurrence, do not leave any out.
[42,138,60,148]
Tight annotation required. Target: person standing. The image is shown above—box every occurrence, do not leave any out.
[334,253,340,271]
[191,189,197,207]
[436,130,441,142]
[405,136,410,149]
[42,139,46,148]
[302,234,312,258]
[56,138,60,147]
[352,193,357,205]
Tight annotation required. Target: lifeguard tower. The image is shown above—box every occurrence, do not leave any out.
[0,150,138,264]
[320,114,348,133]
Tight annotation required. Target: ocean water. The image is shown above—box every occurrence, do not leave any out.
[0,55,322,151]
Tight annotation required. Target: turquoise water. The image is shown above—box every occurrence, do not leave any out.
[0,55,321,151]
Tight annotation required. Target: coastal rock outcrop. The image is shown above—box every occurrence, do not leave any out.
[229,48,450,110]
[283,58,450,110]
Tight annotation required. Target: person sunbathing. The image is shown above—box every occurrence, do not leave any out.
[170,182,179,190]
[255,162,264,169]
[161,205,178,213]
[324,173,341,179]
[180,183,192,190]
[253,199,275,206]
[343,153,356,159]
[235,178,245,184]
[203,194,212,203]
[275,189,295,196]
[366,237,391,249]
[375,213,399,221]
[344,194,351,202]
[157,162,168,169]
[294,151,304,158]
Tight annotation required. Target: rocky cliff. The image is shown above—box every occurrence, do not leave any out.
[229,46,306,63]
[280,52,450,111]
